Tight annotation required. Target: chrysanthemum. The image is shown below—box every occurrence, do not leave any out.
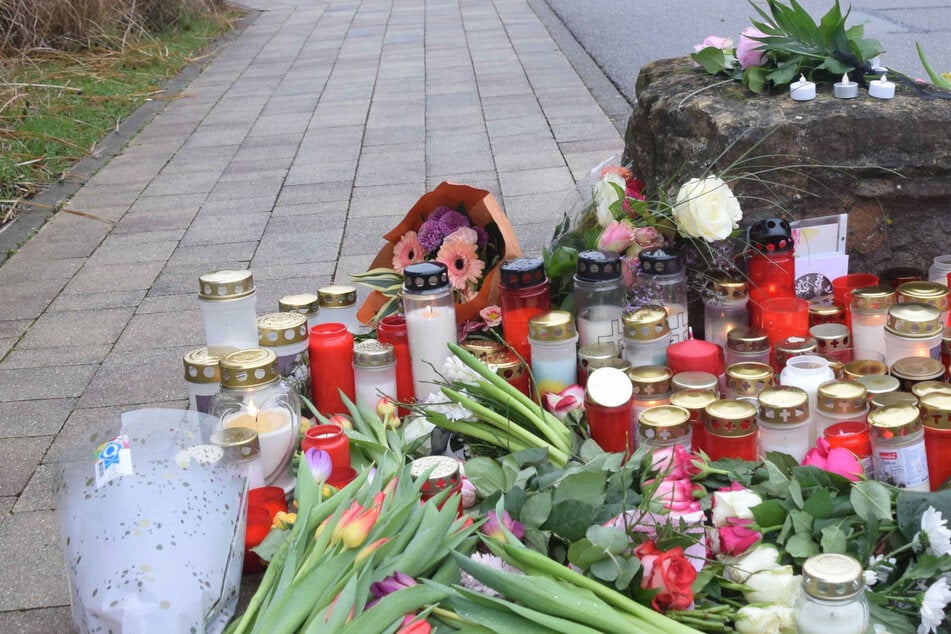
[436,239,484,290]
[914,507,951,557]
[437,209,470,235]
[920,577,951,634]
[391,231,425,272]
[417,217,446,252]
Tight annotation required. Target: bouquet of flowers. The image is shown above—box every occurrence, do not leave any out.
[354,182,521,326]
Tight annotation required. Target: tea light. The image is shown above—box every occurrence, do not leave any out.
[790,74,816,101]
[869,74,895,99]
[833,73,858,99]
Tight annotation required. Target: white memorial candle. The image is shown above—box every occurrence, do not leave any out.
[406,304,457,401]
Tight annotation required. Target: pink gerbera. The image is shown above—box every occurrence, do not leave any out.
[436,239,484,290]
[392,231,425,272]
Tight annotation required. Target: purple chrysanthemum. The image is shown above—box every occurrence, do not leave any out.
[437,210,470,236]
[472,225,489,250]
[428,205,452,222]
[417,217,446,252]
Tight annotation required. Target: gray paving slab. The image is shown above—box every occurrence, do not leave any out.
[0,510,71,611]
[0,437,51,497]
[0,345,113,370]
[0,399,75,439]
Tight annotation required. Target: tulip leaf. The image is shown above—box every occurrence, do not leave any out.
[785,533,820,559]
[869,603,917,634]
[850,480,893,522]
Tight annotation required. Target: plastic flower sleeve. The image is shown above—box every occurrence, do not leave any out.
[55,408,247,633]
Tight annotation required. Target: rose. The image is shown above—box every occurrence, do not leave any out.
[624,226,665,260]
[647,477,699,507]
[597,219,637,253]
[672,176,742,242]
[744,565,801,607]
[734,605,796,634]
[711,482,763,527]
[736,27,768,69]
[693,35,734,52]
[543,385,585,420]
[718,517,761,557]
[802,437,863,481]
[650,445,700,480]
[723,544,781,583]
[635,541,697,611]
[593,172,627,227]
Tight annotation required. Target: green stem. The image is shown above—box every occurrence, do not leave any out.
[466,381,572,454]
[425,412,535,456]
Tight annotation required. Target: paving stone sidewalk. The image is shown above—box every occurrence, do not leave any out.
[0,0,624,628]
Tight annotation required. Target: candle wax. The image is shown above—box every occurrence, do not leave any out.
[405,304,457,401]
[223,406,294,484]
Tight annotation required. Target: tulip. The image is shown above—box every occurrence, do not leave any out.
[482,510,524,542]
[369,571,417,601]
[355,537,389,563]
[339,505,380,549]
[460,478,477,509]
[305,448,332,484]
[396,619,431,634]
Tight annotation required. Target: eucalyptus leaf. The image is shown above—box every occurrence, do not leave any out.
[520,491,553,529]
[786,533,820,558]
[616,556,641,590]
[850,480,893,522]
[590,557,621,582]
[586,525,628,555]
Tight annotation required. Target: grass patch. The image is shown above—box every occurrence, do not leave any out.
[0,8,238,223]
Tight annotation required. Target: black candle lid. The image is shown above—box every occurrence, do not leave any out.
[500,257,547,289]
[747,218,793,253]
[403,261,449,292]
[638,246,682,275]
[576,250,621,281]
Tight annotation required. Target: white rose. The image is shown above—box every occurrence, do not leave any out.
[734,605,796,634]
[672,176,743,242]
[744,566,801,607]
[723,544,781,583]
[593,173,626,227]
[711,486,763,527]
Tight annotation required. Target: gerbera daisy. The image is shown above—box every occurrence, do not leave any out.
[436,239,484,291]
[392,231,425,272]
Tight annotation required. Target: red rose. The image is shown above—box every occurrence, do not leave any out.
[635,540,697,612]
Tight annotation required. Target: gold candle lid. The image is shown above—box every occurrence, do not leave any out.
[210,427,261,461]
[669,389,718,425]
[920,391,951,430]
[885,303,942,338]
[638,405,692,441]
[801,553,863,601]
[353,339,396,367]
[622,306,670,340]
[219,348,280,388]
[757,386,809,425]
[726,362,775,397]
[775,336,818,359]
[871,391,918,409]
[857,374,899,396]
[810,323,852,355]
[843,359,888,379]
[279,293,320,316]
[586,366,634,407]
[485,350,528,381]
[727,326,770,352]
[198,269,255,300]
[460,338,504,358]
[257,312,309,346]
[409,455,461,492]
[318,285,357,308]
[868,404,922,437]
[705,399,758,437]
[528,311,577,341]
[183,346,237,384]
[626,365,673,398]
[912,381,951,400]
[578,342,620,371]
[672,371,718,393]
[705,270,747,300]
[897,281,950,313]
[890,356,945,381]
[816,380,868,415]
[851,286,895,312]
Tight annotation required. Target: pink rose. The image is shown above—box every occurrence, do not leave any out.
[624,226,664,260]
[718,517,761,557]
[693,35,734,53]
[803,438,863,482]
[736,27,768,69]
[543,385,585,420]
[648,478,696,505]
[597,220,637,253]
[651,445,700,480]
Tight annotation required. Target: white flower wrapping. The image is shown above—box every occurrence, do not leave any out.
[672,176,743,242]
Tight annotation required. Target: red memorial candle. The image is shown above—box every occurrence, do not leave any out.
[832,273,879,329]
[746,218,795,328]
[302,423,351,469]
[585,367,635,455]
[704,399,758,461]
[499,258,551,364]
[309,323,355,416]
[376,315,414,414]
[666,337,725,377]
[760,297,809,370]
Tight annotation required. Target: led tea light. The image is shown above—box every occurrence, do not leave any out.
[790,74,816,101]
[868,74,895,99]
[833,73,858,99]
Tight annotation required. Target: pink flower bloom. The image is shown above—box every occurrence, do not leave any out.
[804,438,863,481]
[718,517,761,556]
[623,226,664,260]
[444,226,479,245]
[736,27,768,69]
[482,510,524,542]
[650,445,700,480]
[543,384,585,419]
[601,165,634,185]
[649,478,696,505]
[436,239,485,291]
[478,305,502,327]
[392,231,425,272]
[693,35,734,53]
[597,219,637,253]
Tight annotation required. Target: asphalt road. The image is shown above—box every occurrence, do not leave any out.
[543,0,951,103]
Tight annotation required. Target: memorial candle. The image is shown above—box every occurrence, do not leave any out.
[402,262,458,402]
[309,323,355,416]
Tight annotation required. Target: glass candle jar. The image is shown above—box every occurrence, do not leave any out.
[897,281,950,326]
[578,342,622,386]
[857,374,899,403]
[912,381,951,400]
[704,399,758,461]
[627,365,673,429]
[928,255,951,284]
[410,456,463,515]
[585,367,635,454]
[669,389,717,456]
[485,350,531,397]
[314,285,366,334]
[919,391,951,490]
[832,273,879,329]
[850,286,894,359]
[210,426,266,490]
[725,362,775,401]
[746,218,795,328]
[352,339,397,411]
[808,299,844,328]
[884,303,943,367]
[757,385,810,462]
[309,323,356,415]
[638,247,689,344]
[279,293,321,330]
[871,391,919,409]
[528,310,579,399]
[843,358,888,381]
[573,250,624,353]
[257,312,310,383]
[638,405,692,451]
[499,257,551,364]
[774,335,819,371]
[672,371,719,395]
[212,348,299,490]
[795,553,868,634]
[868,404,930,491]
[301,423,351,469]
[198,269,258,349]
[810,323,852,359]
[780,355,835,436]
[403,262,458,402]
[824,422,874,476]
[880,266,923,289]
[943,326,951,378]
[890,356,946,393]
[703,271,749,351]
[814,380,869,439]
[183,346,235,414]
[725,326,771,367]
[376,315,414,414]
[622,306,670,368]
[760,297,810,368]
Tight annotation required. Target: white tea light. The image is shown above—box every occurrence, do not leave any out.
[790,74,816,101]
[869,74,895,99]
[833,73,858,99]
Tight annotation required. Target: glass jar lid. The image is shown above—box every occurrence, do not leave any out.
[757,386,809,425]
[912,381,951,400]
[816,380,868,415]
[705,399,758,437]
[183,346,237,384]
[576,250,621,282]
[528,310,577,341]
[460,338,504,358]
[843,359,888,380]
[219,348,280,389]
[890,356,945,381]
[810,323,852,354]
[485,350,528,381]
[885,303,942,338]
[775,336,818,356]
[705,270,747,300]
[198,269,255,300]
[670,389,718,413]
[586,367,633,407]
[210,427,261,461]
[851,286,895,312]
[801,553,864,600]
[353,339,395,367]
[897,281,950,312]
[672,371,718,393]
[868,404,922,437]
[499,257,546,289]
[279,293,320,316]
[639,246,683,275]
[622,306,670,340]
[578,342,620,370]
[871,391,918,409]
[257,312,309,346]
[626,365,673,398]
[920,391,951,430]
[727,326,770,352]
[319,284,358,307]
[857,374,899,395]
[809,300,843,321]
[638,405,691,441]
[726,362,775,397]
[409,455,461,492]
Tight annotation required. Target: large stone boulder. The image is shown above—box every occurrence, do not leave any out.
[624,57,951,275]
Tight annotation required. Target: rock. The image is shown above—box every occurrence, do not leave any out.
[623,57,951,275]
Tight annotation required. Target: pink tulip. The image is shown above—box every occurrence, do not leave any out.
[597,220,637,253]
[736,27,768,69]
[649,478,695,505]
[718,518,761,557]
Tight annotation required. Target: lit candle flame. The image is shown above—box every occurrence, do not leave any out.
[247,400,258,421]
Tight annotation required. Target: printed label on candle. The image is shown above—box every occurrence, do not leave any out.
[95,435,134,488]
[874,444,929,489]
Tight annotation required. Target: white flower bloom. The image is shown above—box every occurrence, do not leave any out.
[919,577,951,634]
[723,544,781,583]
[864,554,897,587]
[460,553,522,597]
[744,565,800,607]
[672,176,743,242]
[593,173,626,227]
[734,605,795,634]
[914,507,951,557]
[442,355,482,385]
[401,414,435,449]
[711,486,763,527]
[423,391,476,422]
